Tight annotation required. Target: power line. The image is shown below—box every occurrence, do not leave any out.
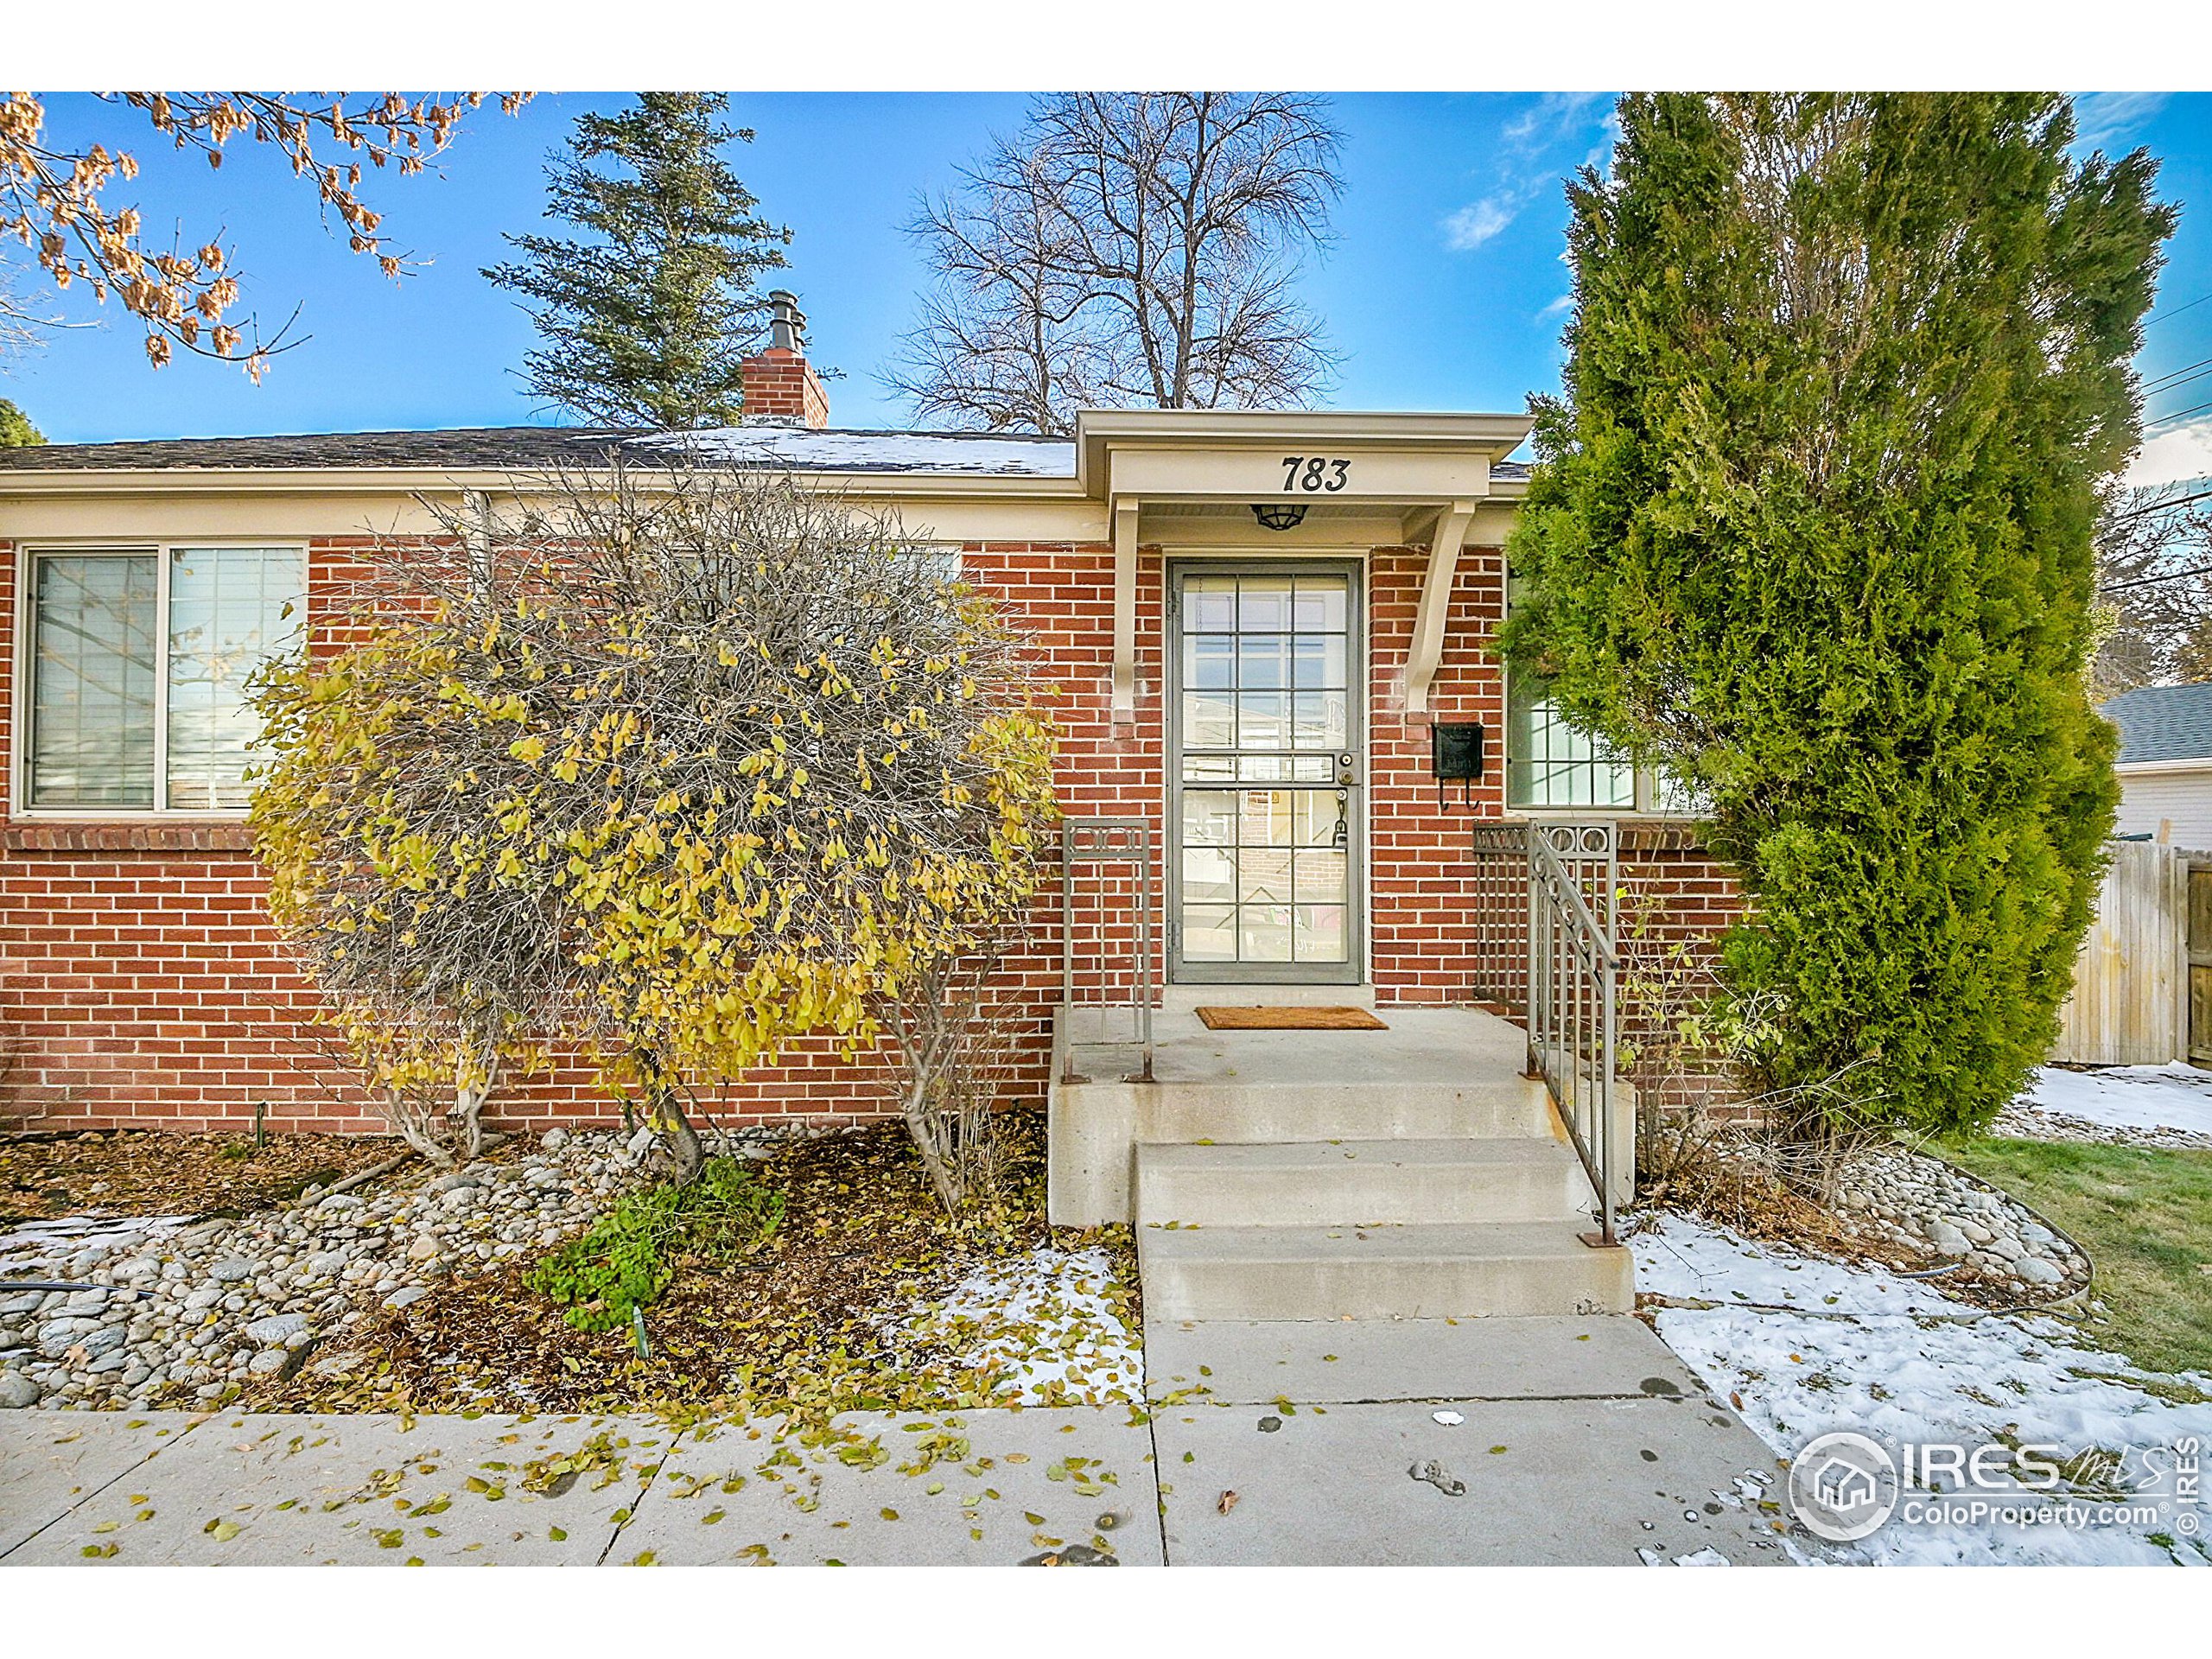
[2147,291,2212,329]
[2145,355,2212,397]
[2147,394,2212,430]
[2141,362,2212,402]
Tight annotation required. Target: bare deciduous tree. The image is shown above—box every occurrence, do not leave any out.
[892,92,1344,435]
[2093,478,2212,696]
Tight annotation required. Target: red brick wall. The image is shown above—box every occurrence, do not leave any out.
[0,531,1744,1133]
[1367,544,1510,1001]
[736,348,831,429]
[0,536,1164,1132]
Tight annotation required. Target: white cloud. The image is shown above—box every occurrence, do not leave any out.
[1446,94,1617,255]
[1537,290,1574,321]
[2125,416,2212,488]
[1443,196,1518,251]
[1503,92,1608,150]
[1586,107,1624,181]
[2073,92,2169,152]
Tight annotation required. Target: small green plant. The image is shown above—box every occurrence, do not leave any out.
[528,1156,784,1333]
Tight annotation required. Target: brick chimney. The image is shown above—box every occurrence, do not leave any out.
[739,290,831,428]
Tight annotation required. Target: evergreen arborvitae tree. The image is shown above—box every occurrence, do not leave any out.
[0,397,41,447]
[485,92,791,428]
[1503,94,2174,1144]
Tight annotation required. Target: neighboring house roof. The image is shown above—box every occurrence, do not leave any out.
[2104,683,2212,766]
[0,422,1535,484]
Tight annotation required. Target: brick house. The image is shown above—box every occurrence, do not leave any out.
[0,299,1741,1254]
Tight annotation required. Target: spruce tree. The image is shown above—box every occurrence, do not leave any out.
[485,92,791,429]
[1503,94,2174,1142]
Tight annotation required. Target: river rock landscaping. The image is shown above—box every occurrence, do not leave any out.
[1833,1142,2091,1303]
[0,1111,1139,1426]
[1994,1063,2212,1152]
[0,1126,652,1410]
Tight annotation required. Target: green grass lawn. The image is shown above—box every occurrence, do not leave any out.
[1939,1135,2212,1380]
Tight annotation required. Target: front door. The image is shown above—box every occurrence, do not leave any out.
[1169,563,1363,984]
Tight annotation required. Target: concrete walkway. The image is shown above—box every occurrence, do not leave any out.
[2,1316,1793,1566]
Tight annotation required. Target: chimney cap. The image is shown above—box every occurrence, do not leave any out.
[767,289,805,353]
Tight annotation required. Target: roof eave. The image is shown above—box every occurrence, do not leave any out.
[1072,407,1535,493]
[0,465,1090,501]
[2114,755,2212,775]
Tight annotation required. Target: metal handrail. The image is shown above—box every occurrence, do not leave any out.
[1472,821,1623,1246]
[1059,817,1156,1084]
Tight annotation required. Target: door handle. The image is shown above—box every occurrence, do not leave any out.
[1335,751,1357,787]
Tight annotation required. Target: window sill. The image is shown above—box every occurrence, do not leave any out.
[2,819,256,853]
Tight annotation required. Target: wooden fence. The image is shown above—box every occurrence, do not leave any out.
[2053,839,2209,1065]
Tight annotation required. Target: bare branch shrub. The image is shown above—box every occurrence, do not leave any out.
[251,458,1058,1190]
[1618,884,1886,1214]
[879,909,1043,1212]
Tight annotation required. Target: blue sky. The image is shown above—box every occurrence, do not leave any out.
[8,91,2212,481]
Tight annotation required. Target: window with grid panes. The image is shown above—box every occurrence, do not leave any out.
[23,545,305,811]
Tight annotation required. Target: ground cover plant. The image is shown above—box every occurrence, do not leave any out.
[530,1155,785,1334]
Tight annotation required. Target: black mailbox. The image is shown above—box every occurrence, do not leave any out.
[1431,721,1484,808]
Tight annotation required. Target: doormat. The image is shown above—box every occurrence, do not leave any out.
[1195,1006,1389,1031]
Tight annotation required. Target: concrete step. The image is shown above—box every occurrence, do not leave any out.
[1138,1219,1633,1321]
[1128,1077,1554,1144]
[1135,1137,1588,1227]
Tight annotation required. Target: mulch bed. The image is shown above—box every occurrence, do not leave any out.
[253,1109,1130,1422]
[0,1129,403,1226]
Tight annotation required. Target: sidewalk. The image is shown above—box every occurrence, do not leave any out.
[2,1317,1792,1566]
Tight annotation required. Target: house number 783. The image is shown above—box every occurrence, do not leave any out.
[1281,455,1351,493]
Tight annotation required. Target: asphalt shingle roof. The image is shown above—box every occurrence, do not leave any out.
[2104,683,2212,765]
[0,424,1079,477]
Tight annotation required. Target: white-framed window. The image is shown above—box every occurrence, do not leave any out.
[18,543,307,814]
[1502,569,1702,818]
[1505,670,1639,810]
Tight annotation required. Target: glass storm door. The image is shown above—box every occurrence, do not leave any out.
[1170,565,1363,984]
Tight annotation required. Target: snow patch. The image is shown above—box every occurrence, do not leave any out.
[2022,1064,2212,1139]
[0,1212,195,1275]
[1634,1211,2212,1566]
[632,427,1076,478]
[899,1245,1141,1407]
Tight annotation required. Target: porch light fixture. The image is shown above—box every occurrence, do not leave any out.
[1250,501,1309,531]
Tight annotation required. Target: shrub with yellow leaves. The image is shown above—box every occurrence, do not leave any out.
[251,459,1058,1194]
